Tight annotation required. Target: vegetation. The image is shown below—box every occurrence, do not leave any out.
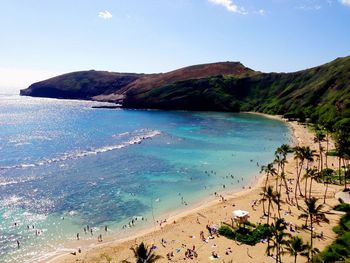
[21,56,350,127]
[221,136,349,262]
[20,56,350,262]
[313,203,350,262]
[219,223,272,246]
[298,197,329,253]
[130,242,162,263]
[284,236,310,263]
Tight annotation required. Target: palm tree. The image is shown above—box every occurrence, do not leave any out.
[263,185,280,224]
[298,197,329,256]
[314,129,326,172]
[304,147,316,170]
[319,168,335,204]
[130,242,162,263]
[274,154,282,190]
[261,163,277,192]
[275,144,293,201]
[307,168,319,199]
[259,191,268,216]
[302,169,310,200]
[321,121,334,169]
[267,218,291,263]
[334,126,350,188]
[294,146,305,207]
[284,236,310,263]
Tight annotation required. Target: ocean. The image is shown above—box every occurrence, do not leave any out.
[0,94,291,262]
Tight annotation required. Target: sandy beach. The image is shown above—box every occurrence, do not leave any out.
[48,114,343,263]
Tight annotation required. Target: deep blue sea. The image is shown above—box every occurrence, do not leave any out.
[0,94,291,262]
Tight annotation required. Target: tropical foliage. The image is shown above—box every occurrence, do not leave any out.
[130,242,162,263]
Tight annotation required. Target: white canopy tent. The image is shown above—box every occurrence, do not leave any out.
[232,210,249,218]
[232,210,249,224]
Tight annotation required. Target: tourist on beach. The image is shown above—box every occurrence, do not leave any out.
[206,224,212,235]
[77,233,80,240]
[16,240,20,249]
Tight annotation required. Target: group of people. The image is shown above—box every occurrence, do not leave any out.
[122,216,145,229]
[182,245,198,260]
[77,224,108,242]
[14,222,41,249]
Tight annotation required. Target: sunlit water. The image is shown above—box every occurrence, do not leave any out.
[0,94,291,262]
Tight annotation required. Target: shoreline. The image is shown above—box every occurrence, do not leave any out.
[44,155,269,263]
[45,112,298,263]
[45,112,342,263]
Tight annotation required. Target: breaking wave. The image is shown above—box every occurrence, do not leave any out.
[0,129,161,171]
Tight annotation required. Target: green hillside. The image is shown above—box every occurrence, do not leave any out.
[21,56,350,127]
[123,56,350,127]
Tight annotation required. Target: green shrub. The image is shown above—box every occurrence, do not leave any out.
[315,205,350,262]
[334,202,350,212]
[218,225,235,239]
[219,224,271,246]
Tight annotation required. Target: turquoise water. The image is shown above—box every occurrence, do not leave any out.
[0,94,291,262]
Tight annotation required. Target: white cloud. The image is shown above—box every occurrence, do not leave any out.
[98,10,113,20]
[208,0,247,15]
[340,0,350,6]
[258,9,265,15]
[298,4,322,10]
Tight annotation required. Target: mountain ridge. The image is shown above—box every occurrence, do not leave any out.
[20,57,350,127]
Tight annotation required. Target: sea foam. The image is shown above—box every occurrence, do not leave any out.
[0,129,161,171]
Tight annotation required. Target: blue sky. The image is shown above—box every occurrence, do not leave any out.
[0,0,350,91]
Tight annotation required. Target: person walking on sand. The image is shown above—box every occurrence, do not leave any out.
[16,240,20,249]
[77,233,80,240]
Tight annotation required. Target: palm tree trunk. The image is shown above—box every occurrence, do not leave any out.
[283,176,290,202]
[343,159,348,190]
[310,215,313,252]
[339,157,342,184]
[264,174,269,190]
[304,178,308,199]
[309,178,313,198]
[294,254,297,263]
[325,132,329,168]
[262,198,266,216]
[277,201,281,219]
[267,200,271,225]
[319,142,323,172]
[297,162,304,196]
[324,182,328,204]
